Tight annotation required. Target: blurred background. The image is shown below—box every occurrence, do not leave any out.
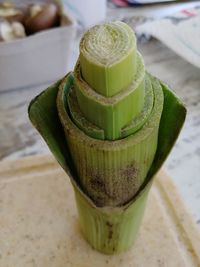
[0,0,199,227]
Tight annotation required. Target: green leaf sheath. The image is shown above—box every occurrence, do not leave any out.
[28,74,186,253]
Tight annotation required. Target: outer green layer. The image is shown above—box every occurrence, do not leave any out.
[28,73,186,254]
[74,53,145,140]
[57,73,163,207]
[80,21,137,97]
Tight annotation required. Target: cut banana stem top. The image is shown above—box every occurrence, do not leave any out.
[79,21,137,97]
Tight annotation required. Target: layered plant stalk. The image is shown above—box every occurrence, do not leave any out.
[29,21,186,255]
[57,21,163,251]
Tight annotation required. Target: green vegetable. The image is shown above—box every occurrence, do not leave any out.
[28,21,186,254]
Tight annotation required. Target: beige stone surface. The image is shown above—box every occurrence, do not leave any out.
[0,155,200,267]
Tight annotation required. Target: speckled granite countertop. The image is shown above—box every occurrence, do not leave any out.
[0,4,199,229]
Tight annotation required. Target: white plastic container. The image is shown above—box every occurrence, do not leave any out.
[0,13,76,91]
[63,0,106,28]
